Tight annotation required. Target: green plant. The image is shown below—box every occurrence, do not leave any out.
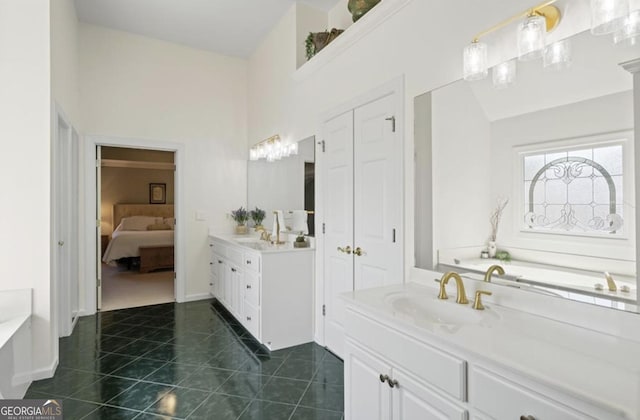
[296,233,306,243]
[231,207,249,226]
[305,32,315,60]
[250,207,266,226]
[495,250,511,262]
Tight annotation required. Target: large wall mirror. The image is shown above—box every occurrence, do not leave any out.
[414,29,639,313]
[248,136,315,235]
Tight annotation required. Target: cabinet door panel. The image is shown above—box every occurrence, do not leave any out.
[230,265,242,316]
[353,93,402,291]
[323,110,355,359]
[345,340,391,420]
[392,369,466,420]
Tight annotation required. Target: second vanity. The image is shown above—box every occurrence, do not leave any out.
[208,234,314,350]
[341,276,640,420]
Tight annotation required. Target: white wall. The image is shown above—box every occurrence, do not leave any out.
[327,1,352,30]
[490,91,635,263]
[432,82,492,256]
[51,0,80,126]
[79,24,248,301]
[249,0,545,272]
[0,0,53,376]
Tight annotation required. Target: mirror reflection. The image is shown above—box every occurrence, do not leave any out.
[248,136,315,236]
[415,30,638,312]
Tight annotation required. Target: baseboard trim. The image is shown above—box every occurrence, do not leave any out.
[30,358,58,381]
[184,293,212,303]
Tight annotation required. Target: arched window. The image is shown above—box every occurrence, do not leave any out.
[523,144,624,235]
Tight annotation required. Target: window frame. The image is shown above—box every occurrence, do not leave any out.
[513,131,633,240]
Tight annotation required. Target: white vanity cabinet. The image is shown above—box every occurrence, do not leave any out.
[343,285,633,420]
[208,235,314,350]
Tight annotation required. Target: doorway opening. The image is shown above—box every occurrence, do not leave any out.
[98,146,176,311]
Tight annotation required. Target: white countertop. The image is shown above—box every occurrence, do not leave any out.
[341,282,640,419]
[210,233,315,254]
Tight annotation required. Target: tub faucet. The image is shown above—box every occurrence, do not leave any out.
[484,265,505,283]
[604,272,617,292]
[438,272,469,304]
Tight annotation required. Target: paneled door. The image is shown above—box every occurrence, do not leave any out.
[323,110,355,357]
[353,93,402,290]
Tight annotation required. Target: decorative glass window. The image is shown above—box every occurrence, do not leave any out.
[523,144,624,235]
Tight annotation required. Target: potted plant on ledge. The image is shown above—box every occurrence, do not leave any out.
[250,207,266,231]
[231,207,249,235]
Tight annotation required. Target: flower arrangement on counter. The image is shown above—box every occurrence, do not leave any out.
[250,207,266,230]
[231,206,249,234]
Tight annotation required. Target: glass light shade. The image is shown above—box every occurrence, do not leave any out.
[613,9,640,45]
[518,14,546,61]
[591,0,629,35]
[492,60,517,89]
[289,142,299,155]
[249,148,259,161]
[543,39,572,70]
[463,41,488,81]
[257,143,266,158]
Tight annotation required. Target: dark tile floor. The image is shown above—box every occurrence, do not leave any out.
[25,299,344,420]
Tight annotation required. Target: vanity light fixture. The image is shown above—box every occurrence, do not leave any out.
[492,59,517,88]
[462,1,561,82]
[590,0,629,35]
[543,38,572,70]
[613,9,640,45]
[249,134,299,162]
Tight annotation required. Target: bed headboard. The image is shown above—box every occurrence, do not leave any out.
[113,204,174,229]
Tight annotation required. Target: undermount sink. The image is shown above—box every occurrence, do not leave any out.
[384,292,500,327]
[233,237,261,243]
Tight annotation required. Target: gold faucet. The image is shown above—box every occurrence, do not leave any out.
[472,290,492,310]
[260,230,272,242]
[272,211,285,245]
[437,272,469,304]
[484,264,505,282]
[604,272,617,292]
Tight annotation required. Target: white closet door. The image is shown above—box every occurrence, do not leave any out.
[353,93,402,290]
[323,110,354,358]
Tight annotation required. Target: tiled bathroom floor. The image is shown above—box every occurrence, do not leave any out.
[25,299,344,419]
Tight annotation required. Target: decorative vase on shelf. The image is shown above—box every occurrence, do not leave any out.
[348,0,381,22]
[235,225,248,235]
[488,241,497,258]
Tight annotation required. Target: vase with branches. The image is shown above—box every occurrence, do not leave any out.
[488,198,509,257]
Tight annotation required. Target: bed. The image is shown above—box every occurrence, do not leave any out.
[102,204,175,272]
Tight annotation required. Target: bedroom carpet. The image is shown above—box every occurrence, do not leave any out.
[25,299,344,420]
[101,263,175,312]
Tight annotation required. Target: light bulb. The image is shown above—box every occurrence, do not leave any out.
[518,14,546,61]
[492,60,517,89]
[463,41,488,81]
[543,39,572,70]
[613,9,640,45]
[591,0,629,35]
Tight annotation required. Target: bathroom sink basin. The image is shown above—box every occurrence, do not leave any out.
[384,292,500,327]
[233,237,261,243]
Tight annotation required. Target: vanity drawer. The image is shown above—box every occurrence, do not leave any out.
[469,366,598,420]
[243,301,260,339]
[345,307,466,401]
[244,252,261,273]
[244,271,260,307]
[209,239,226,258]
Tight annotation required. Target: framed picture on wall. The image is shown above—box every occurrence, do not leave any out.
[149,183,166,204]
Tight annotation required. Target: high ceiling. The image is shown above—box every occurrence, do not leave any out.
[74,0,342,58]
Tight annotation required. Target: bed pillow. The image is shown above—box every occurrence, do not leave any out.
[120,216,159,231]
[163,217,175,229]
[147,223,172,231]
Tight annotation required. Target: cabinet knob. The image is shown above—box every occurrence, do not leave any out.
[387,379,399,388]
[209,262,213,265]
[218,260,223,264]
[246,316,252,321]
[209,244,213,247]
[520,417,535,420]
[246,285,252,289]
[246,260,251,264]
[379,374,389,383]
[209,283,213,286]
[231,268,237,272]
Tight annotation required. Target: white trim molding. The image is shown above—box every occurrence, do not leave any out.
[83,135,186,315]
[620,58,640,74]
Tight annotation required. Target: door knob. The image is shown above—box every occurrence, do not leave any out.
[353,247,363,256]
[337,246,352,254]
